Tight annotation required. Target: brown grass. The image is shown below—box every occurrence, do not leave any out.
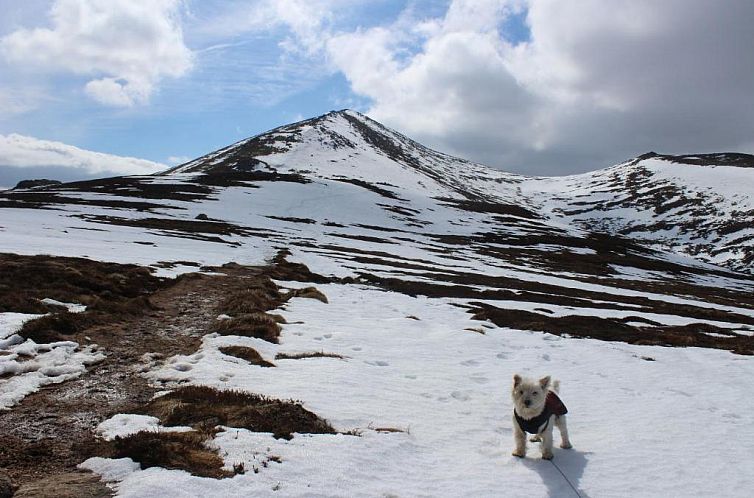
[285,287,328,304]
[212,256,329,345]
[268,249,332,283]
[112,430,231,479]
[470,304,754,355]
[141,386,335,439]
[219,286,282,315]
[212,313,282,343]
[1,253,170,343]
[0,253,165,314]
[18,312,92,344]
[219,346,275,367]
[275,351,344,360]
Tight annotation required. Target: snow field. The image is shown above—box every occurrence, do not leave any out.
[87,282,754,497]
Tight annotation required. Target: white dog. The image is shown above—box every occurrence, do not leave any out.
[511,374,572,459]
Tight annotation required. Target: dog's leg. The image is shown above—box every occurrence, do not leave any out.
[512,415,527,458]
[540,422,554,460]
[555,415,572,449]
[529,434,541,443]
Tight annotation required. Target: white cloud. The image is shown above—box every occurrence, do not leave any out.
[321,0,754,174]
[0,134,165,175]
[1,0,192,107]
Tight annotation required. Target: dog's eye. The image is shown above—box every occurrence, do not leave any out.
[518,390,523,395]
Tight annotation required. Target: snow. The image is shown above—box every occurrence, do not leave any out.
[0,312,43,340]
[96,414,193,441]
[3,111,754,496]
[85,282,754,497]
[1,311,105,410]
[523,156,754,272]
[0,338,105,410]
[41,298,87,313]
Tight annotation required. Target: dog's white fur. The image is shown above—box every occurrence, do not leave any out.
[511,374,572,459]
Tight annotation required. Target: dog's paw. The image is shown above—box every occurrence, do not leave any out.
[560,442,572,449]
[529,435,542,443]
[511,450,526,458]
[541,451,553,460]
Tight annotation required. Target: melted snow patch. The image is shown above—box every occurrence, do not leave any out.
[40,298,87,313]
[1,312,105,410]
[0,312,43,340]
[96,414,193,441]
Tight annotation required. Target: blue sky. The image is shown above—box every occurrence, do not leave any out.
[1,0,753,187]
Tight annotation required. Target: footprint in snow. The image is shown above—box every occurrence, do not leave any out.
[352,346,362,351]
[541,353,550,361]
[470,376,489,384]
[323,333,333,339]
[173,363,192,372]
[366,360,389,367]
[450,391,470,401]
[461,359,479,367]
[496,352,509,359]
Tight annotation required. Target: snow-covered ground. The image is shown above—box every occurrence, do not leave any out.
[0,311,104,410]
[2,110,754,496]
[82,281,754,497]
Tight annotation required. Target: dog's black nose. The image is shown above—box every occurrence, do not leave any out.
[524,400,531,407]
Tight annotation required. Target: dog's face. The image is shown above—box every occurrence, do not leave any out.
[512,374,550,416]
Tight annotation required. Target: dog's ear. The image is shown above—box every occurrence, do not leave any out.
[513,374,522,387]
[539,376,551,389]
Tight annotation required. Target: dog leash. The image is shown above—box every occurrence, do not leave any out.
[549,459,583,498]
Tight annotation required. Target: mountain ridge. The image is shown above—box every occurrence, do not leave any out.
[159,109,754,273]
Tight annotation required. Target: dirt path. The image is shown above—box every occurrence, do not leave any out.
[0,265,264,496]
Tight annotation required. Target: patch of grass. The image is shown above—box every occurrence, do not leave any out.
[219,346,275,367]
[470,304,754,355]
[275,351,344,360]
[2,253,170,343]
[212,313,282,343]
[142,386,335,439]
[268,249,331,283]
[0,253,165,314]
[112,430,231,479]
[285,286,328,304]
[18,312,91,343]
[219,285,283,315]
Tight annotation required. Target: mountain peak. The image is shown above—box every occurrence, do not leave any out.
[164,109,519,200]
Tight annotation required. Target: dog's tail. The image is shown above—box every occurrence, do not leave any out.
[552,379,560,393]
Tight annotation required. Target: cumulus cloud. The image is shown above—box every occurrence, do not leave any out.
[0,134,165,175]
[323,0,754,174]
[1,0,192,107]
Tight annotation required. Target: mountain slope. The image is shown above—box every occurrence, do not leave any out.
[167,110,527,202]
[2,110,754,497]
[526,152,754,273]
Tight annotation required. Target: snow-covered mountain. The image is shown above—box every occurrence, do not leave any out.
[2,110,754,497]
[526,152,754,273]
[166,110,525,202]
[168,110,754,274]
